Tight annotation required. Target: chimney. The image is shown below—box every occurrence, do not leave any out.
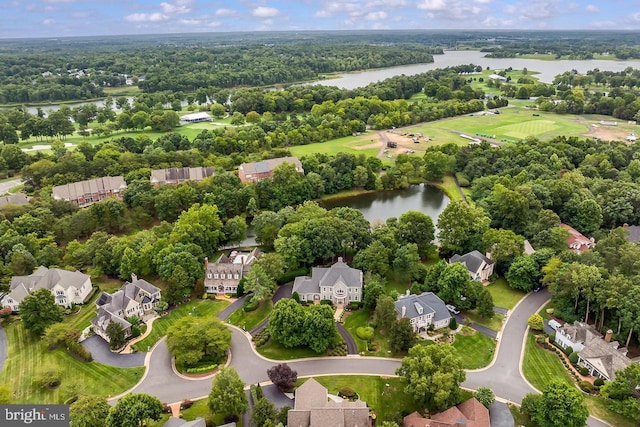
[605,329,613,343]
[401,305,406,318]
[204,257,209,268]
[131,273,138,283]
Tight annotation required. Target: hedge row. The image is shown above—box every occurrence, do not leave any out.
[186,364,217,374]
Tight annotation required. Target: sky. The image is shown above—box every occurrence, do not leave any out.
[0,0,637,39]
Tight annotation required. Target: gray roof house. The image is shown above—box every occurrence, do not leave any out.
[293,258,363,306]
[1,266,92,311]
[52,176,127,208]
[395,292,452,332]
[92,275,161,343]
[150,167,215,186]
[288,378,370,427]
[554,321,631,381]
[622,224,640,244]
[0,194,29,209]
[162,417,207,427]
[238,156,304,183]
[204,249,262,295]
[450,251,495,282]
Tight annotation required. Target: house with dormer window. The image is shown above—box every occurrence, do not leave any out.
[292,258,362,306]
[395,292,451,332]
[204,249,262,295]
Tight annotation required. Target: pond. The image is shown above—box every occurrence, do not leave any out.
[321,184,450,225]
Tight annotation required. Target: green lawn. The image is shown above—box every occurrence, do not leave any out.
[408,108,590,143]
[430,175,464,203]
[486,277,526,310]
[299,376,418,423]
[465,311,504,332]
[452,330,496,369]
[522,332,636,427]
[343,309,395,357]
[0,319,144,403]
[228,300,273,331]
[288,133,380,158]
[256,339,327,360]
[64,289,102,331]
[132,299,229,351]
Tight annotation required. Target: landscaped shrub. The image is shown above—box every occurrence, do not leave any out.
[252,329,271,347]
[569,352,579,365]
[563,346,573,356]
[292,292,300,303]
[277,267,308,285]
[130,325,141,338]
[579,381,594,393]
[33,367,62,389]
[328,342,347,356]
[243,298,260,312]
[449,317,458,330]
[66,340,93,362]
[356,326,374,341]
[162,403,171,413]
[250,384,261,404]
[579,367,589,376]
[320,299,333,305]
[224,414,239,424]
[549,333,555,342]
[181,399,193,409]
[339,387,356,398]
[594,378,605,387]
[349,302,361,310]
[186,364,217,374]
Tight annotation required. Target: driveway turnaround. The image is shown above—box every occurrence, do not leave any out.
[82,335,145,368]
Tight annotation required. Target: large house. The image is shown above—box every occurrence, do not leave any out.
[449,250,495,282]
[560,224,595,253]
[92,275,161,343]
[403,398,490,427]
[204,249,262,295]
[554,321,631,381]
[150,167,215,186]
[238,156,304,183]
[52,176,127,208]
[288,378,370,427]
[395,292,452,332]
[1,266,92,311]
[292,258,363,306]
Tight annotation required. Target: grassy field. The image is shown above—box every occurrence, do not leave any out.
[408,108,589,143]
[132,299,229,351]
[430,175,464,203]
[522,332,636,427]
[299,375,419,423]
[465,311,504,332]
[228,300,273,331]
[486,277,526,310]
[256,338,327,360]
[288,132,380,159]
[343,309,394,357]
[0,318,144,403]
[452,330,495,369]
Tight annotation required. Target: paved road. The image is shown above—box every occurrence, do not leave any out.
[0,322,7,373]
[82,335,146,367]
[0,179,22,195]
[218,296,247,321]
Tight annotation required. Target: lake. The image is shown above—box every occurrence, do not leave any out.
[310,50,640,89]
[321,184,450,225]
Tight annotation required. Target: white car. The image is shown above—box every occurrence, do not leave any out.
[446,304,460,315]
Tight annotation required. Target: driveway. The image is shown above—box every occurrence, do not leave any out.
[489,401,514,427]
[81,335,145,368]
[217,296,247,321]
[248,285,292,335]
[336,323,358,354]
[0,322,7,373]
[0,179,22,195]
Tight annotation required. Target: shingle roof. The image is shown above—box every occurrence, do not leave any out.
[403,398,490,427]
[52,176,126,201]
[150,167,215,185]
[450,250,493,275]
[0,194,29,208]
[623,225,640,243]
[293,259,362,296]
[240,156,303,176]
[8,267,89,304]
[395,292,451,323]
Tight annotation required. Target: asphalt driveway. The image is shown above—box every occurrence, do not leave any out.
[81,335,146,368]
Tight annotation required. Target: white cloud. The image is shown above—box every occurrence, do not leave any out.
[365,11,388,20]
[417,0,447,11]
[473,0,492,3]
[160,0,193,15]
[124,13,169,22]
[366,0,407,7]
[43,18,55,24]
[313,10,332,18]
[503,5,517,14]
[178,18,201,25]
[215,8,238,17]
[585,4,599,13]
[252,6,280,18]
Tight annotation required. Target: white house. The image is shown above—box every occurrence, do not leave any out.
[554,321,631,381]
[180,112,212,124]
[204,249,262,295]
[394,292,452,332]
[292,258,362,306]
[2,266,92,311]
[449,251,495,282]
[92,275,161,343]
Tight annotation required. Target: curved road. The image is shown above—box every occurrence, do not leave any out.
[110,289,609,427]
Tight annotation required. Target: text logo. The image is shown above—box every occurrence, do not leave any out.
[0,405,69,426]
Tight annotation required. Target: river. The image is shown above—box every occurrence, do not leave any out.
[310,50,640,89]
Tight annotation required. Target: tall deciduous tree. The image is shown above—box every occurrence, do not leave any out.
[397,211,435,257]
[522,380,588,427]
[106,321,126,350]
[389,318,417,352]
[166,264,190,304]
[170,203,225,255]
[269,299,306,348]
[70,395,111,427]
[166,316,231,367]
[600,363,640,421]
[396,344,466,413]
[106,393,163,427]
[19,288,63,336]
[303,304,336,353]
[373,295,397,332]
[208,367,248,418]
[437,201,490,256]
[506,255,540,292]
[437,262,471,305]
[252,397,276,427]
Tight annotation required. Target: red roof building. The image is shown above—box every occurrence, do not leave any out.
[560,224,595,253]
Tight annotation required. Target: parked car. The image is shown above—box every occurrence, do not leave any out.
[446,304,460,315]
